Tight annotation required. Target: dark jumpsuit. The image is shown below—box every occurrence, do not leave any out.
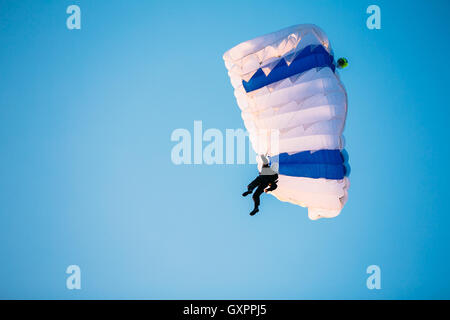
[247,167,278,210]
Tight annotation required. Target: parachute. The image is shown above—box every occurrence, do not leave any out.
[223,24,350,220]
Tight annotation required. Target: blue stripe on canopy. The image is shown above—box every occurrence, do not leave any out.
[274,150,347,180]
[243,45,336,93]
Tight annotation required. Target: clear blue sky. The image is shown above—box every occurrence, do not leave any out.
[0,0,449,299]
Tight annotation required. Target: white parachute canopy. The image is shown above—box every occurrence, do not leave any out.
[223,24,350,220]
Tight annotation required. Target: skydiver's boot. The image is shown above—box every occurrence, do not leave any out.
[249,207,259,216]
[242,190,252,197]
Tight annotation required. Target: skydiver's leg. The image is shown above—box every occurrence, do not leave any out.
[250,184,265,216]
[242,190,252,197]
[248,176,262,191]
[243,176,262,197]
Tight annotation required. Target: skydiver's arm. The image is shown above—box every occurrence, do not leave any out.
[265,180,278,192]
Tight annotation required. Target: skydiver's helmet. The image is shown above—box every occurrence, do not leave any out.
[337,57,348,69]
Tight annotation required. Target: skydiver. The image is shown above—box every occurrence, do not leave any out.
[242,155,279,216]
